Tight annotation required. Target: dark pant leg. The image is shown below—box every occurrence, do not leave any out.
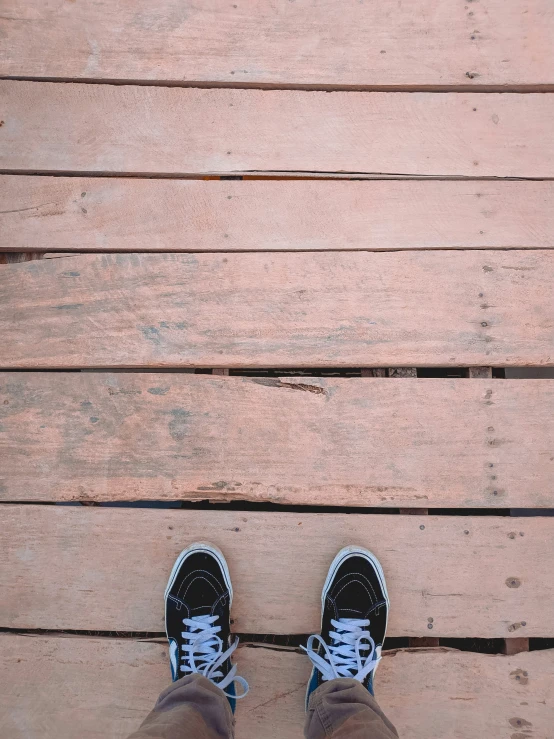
[305,678,399,739]
[127,675,234,739]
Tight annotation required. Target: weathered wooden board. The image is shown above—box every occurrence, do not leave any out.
[1,251,554,368]
[0,253,71,264]
[1,374,553,507]
[1,636,552,739]
[1,83,553,177]
[2,177,554,252]
[0,0,552,88]
[1,505,551,636]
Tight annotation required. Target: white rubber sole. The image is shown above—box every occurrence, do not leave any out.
[164,542,233,609]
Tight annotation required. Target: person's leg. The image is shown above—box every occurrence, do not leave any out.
[127,674,233,739]
[127,543,248,739]
[305,679,398,739]
[303,546,399,739]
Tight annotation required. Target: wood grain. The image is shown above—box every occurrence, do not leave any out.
[2,505,551,636]
[2,177,553,252]
[1,83,553,177]
[1,374,553,507]
[0,0,552,88]
[1,251,553,368]
[1,635,553,739]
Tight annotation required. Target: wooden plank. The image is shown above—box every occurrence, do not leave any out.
[504,639,530,656]
[1,0,553,88]
[399,509,429,515]
[0,252,45,264]
[1,83,554,178]
[389,368,417,378]
[1,635,553,739]
[2,373,553,507]
[408,637,440,648]
[470,367,494,379]
[2,177,554,252]
[1,251,553,368]
[1,505,552,635]
[0,253,77,264]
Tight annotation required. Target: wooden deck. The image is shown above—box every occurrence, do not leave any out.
[1,2,553,737]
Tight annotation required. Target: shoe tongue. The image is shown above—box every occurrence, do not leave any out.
[335,619,371,653]
[337,611,363,634]
[190,607,215,618]
[188,612,217,634]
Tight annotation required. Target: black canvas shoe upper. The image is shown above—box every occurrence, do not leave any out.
[165,544,248,706]
[305,547,389,703]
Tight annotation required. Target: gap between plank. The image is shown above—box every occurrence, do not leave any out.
[0,502,519,515]
[4,249,554,260]
[0,629,543,655]
[2,76,554,93]
[0,169,552,182]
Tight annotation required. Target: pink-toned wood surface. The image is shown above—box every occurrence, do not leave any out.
[0,0,553,88]
[1,83,553,177]
[1,251,553,368]
[1,373,553,507]
[2,636,553,739]
[2,505,551,636]
[2,177,554,252]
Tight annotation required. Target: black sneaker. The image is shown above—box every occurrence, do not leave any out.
[304,546,389,706]
[165,543,248,711]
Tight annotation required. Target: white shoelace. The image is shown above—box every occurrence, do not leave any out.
[304,618,380,682]
[180,615,249,698]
